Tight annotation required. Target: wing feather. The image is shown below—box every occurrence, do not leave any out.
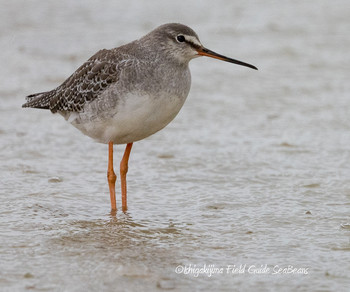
[23,49,122,113]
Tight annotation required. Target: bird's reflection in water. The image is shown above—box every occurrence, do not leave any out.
[42,210,182,290]
[50,209,184,254]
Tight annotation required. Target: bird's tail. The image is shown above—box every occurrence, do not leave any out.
[22,91,55,109]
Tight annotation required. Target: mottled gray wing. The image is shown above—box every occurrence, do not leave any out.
[23,49,122,112]
[48,49,120,113]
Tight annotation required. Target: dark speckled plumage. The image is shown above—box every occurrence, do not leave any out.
[24,49,121,112]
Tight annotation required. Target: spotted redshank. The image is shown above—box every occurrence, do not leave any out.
[23,23,257,212]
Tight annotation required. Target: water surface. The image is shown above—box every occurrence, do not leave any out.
[0,0,349,291]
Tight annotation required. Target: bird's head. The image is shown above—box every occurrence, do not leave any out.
[144,23,257,70]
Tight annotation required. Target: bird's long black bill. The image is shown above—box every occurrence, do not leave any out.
[198,47,258,70]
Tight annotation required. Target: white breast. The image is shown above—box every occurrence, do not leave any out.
[65,91,188,144]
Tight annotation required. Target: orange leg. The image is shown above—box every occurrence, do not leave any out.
[107,141,117,211]
[120,143,133,212]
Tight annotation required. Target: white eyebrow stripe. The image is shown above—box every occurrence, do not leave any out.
[184,35,202,47]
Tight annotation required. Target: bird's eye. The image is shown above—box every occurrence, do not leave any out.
[176,35,185,43]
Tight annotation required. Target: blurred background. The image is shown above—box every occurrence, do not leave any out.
[0,0,349,291]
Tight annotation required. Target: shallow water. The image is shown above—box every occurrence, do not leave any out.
[1,0,350,291]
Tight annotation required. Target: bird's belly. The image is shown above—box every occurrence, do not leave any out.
[67,92,187,144]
